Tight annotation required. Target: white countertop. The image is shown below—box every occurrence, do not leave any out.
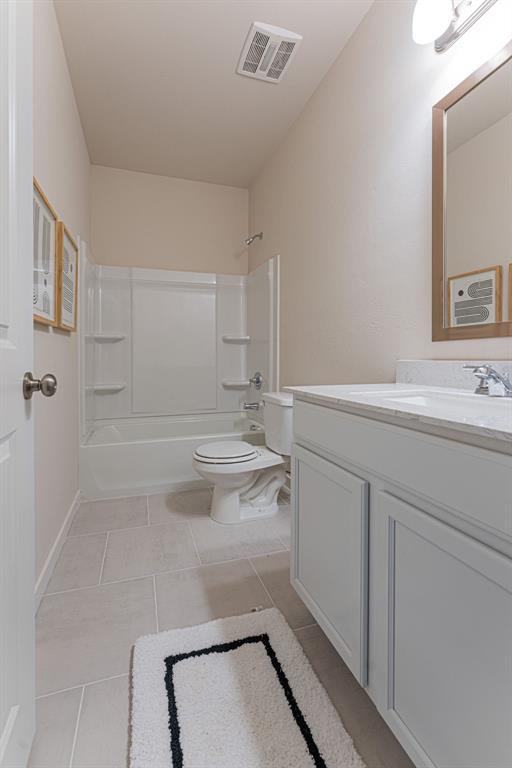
[285,383,512,448]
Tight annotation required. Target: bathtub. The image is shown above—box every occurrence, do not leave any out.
[80,413,265,500]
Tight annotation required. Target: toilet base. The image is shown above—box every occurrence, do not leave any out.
[210,465,286,524]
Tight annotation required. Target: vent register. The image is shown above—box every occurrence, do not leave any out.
[237,23,302,83]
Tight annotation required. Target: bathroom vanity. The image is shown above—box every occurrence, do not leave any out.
[287,383,512,768]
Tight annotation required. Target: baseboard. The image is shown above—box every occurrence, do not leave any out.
[34,489,81,613]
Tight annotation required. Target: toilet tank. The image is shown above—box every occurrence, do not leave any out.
[262,392,293,455]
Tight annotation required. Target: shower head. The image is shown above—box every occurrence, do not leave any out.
[245,232,263,246]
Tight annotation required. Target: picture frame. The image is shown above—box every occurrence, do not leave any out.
[56,222,79,331]
[448,266,502,328]
[33,178,58,326]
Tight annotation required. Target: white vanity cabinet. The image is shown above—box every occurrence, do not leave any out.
[292,445,368,684]
[380,491,512,768]
[290,395,512,768]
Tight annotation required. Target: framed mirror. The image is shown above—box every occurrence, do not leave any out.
[432,42,512,341]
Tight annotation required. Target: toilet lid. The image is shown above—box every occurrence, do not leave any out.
[194,440,258,464]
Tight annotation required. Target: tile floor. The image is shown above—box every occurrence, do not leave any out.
[30,490,413,768]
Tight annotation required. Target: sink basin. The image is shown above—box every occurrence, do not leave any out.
[357,388,511,415]
[345,387,512,426]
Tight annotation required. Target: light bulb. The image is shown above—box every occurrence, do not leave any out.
[412,0,454,45]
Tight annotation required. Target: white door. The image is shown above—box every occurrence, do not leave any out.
[0,2,35,766]
[291,445,369,685]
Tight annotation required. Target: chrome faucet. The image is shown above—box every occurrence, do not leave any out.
[463,364,512,397]
[243,401,260,411]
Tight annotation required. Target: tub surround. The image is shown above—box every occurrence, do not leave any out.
[79,260,279,499]
[81,260,278,429]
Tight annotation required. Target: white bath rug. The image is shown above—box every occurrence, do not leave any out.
[131,607,365,768]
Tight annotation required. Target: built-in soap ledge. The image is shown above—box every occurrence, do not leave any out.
[85,333,126,342]
[86,383,127,393]
[221,335,250,344]
[222,380,250,389]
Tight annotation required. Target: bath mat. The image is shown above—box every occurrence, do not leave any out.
[130,607,364,768]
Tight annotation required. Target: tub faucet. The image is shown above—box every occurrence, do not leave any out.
[463,364,512,397]
[243,402,260,411]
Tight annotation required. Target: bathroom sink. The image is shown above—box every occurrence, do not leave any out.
[343,387,512,426]
[355,388,511,416]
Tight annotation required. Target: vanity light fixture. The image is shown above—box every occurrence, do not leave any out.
[412,0,498,52]
[412,0,453,45]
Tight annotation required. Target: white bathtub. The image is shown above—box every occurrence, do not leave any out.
[80,413,265,500]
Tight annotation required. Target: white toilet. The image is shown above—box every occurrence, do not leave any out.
[193,392,293,524]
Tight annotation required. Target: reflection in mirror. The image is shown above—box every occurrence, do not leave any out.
[444,57,512,329]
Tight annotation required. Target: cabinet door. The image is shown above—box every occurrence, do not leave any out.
[291,445,368,684]
[380,491,512,768]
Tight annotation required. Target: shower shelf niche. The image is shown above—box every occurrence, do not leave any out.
[86,383,127,394]
[86,333,126,343]
[221,335,251,344]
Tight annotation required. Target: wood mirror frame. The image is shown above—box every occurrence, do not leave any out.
[432,41,512,341]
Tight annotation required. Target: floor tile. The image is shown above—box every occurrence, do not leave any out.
[156,559,272,630]
[148,488,211,524]
[294,624,342,675]
[72,675,129,768]
[69,496,147,536]
[189,515,286,565]
[101,522,199,583]
[296,626,414,768]
[270,504,292,548]
[37,578,156,695]
[46,533,107,593]
[28,688,82,768]
[250,551,314,629]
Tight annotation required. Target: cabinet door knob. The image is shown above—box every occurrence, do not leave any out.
[23,372,58,400]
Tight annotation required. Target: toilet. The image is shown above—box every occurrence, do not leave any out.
[193,391,293,524]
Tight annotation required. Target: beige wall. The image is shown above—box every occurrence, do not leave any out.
[33,0,90,581]
[91,166,248,275]
[249,0,512,387]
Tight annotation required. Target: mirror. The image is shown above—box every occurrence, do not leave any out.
[432,43,512,341]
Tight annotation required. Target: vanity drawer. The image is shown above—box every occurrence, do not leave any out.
[293,399,512,539]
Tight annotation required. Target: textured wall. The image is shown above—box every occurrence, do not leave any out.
[249,0,512,387]
[91,166,248,275]
[33,0,91,580]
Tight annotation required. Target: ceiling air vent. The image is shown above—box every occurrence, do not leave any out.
[237,22,302,84]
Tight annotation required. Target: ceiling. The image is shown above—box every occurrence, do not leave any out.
[54,0,372,188]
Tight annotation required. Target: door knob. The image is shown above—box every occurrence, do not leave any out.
[23,372,57,400]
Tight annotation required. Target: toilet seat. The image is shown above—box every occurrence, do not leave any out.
[193,440,259,465]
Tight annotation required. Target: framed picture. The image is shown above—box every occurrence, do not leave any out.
[448,266,502,328]
[56,222,79,331]
[33,178,58,326]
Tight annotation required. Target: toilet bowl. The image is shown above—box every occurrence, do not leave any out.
[192,392,293,524]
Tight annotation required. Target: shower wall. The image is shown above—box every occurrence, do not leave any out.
[80,258,279,437]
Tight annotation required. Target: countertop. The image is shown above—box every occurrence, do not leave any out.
[285,383,512,451]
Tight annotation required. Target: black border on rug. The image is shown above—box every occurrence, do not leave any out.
[164,632,327,768]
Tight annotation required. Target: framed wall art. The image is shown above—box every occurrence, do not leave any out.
[33,178,58,326]
[448,266,502,328]
[56,222,79,331]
